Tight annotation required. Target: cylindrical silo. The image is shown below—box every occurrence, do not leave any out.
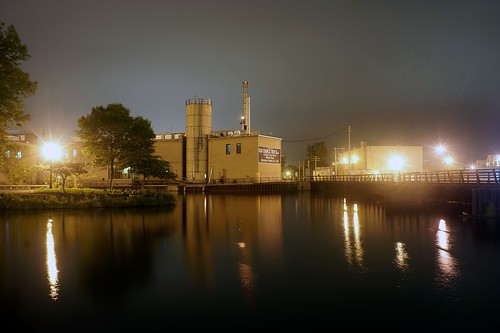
[185,96,212,183]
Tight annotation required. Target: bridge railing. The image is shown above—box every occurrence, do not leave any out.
[313,168,500,184]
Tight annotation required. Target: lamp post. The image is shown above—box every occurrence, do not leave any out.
[41,142,62,189]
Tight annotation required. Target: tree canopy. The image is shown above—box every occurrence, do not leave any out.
[0,23,37,150]
[76,103,166,189]
[306,142,330,167]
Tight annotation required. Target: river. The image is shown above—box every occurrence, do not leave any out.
[1,192,499,329]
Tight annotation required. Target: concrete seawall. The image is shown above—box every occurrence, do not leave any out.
[180,182,299,193]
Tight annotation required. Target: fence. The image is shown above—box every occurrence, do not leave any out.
[313,168,500,185]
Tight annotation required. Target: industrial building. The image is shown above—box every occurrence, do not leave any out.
[333,141,424,175]
[154,81,282,184]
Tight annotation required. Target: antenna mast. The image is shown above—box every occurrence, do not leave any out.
[241,80,250,134]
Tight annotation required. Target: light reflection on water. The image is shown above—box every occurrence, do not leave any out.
[394,241,409,272]
[343,199,365,269]
[46,218,59,301]
[435,218,460,288]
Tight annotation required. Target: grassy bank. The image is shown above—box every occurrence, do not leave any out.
[0,188,176,210]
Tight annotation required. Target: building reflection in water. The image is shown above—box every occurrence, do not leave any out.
[236,219,255,301]
[46,218,59,301]
[342,198,365,268]
[435,218,460,288]
[182,194,283,302]
[183,194,214,289]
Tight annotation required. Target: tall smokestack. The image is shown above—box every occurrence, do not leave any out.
[241,80,250,134]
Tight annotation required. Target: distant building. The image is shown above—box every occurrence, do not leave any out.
[154,132,186,180]
[0,129,44,184]
[334,142,424,175]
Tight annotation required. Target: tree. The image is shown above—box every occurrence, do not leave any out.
[76,103,158,189]
[126,154,177,189]
[281,154,289,178]
[51,160,87,192]
[0,23,37,151]
[0,143,37,184]
[306,142,330,168]
[119,116,177,188]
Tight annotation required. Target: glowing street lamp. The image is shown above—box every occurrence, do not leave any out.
[443,155,454,168]
[434,144,446,155]
[388,154,405,172]
[41,142,62,189]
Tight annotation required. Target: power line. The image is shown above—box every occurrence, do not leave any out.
[283,127,348,143]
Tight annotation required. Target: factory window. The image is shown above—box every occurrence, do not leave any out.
[236,143,241,154]
[73,148,77,157]
[6,150,10,158]
[226,144,231,154]
[16,151,22,159]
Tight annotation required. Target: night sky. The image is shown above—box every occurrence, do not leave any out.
[2,0,499,165]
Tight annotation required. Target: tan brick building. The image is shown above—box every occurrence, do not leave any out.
[155,91,282,184]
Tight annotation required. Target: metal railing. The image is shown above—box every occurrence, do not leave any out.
[312,168,500,185]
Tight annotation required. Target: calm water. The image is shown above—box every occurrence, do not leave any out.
[1,192,500,329]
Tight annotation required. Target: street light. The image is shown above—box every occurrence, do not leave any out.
[443,155,455,169]
[41,142,62,189]
[388,154,405,172]
[434,144,446,155]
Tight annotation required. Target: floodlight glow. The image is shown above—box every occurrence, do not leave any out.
[341,156,349,164]
[388,155,405,171]
[434,144,446,155]
[41,142,62,161]
[444,156,454,165]
[351,155,359,163]
[41,141,62,189]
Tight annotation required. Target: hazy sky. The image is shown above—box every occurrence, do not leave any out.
[2,0,499,165]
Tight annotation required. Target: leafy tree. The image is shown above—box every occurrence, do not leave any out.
[125,114,156,157]
[306,142,330,167]
[76,103,158,189]
[280,154,292,179]
[0,23,37,151]
[119,116,177,188]
[281,155,287,173]
[51,160,87,192]
[0,142,39,184]
[126,154,177,189]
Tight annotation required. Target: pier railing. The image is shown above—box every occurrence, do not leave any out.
[313,168,500,185]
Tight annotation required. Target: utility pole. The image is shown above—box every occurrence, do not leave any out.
[348,125,351,151]
[347,125,351,174]
[333,147,338,175]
